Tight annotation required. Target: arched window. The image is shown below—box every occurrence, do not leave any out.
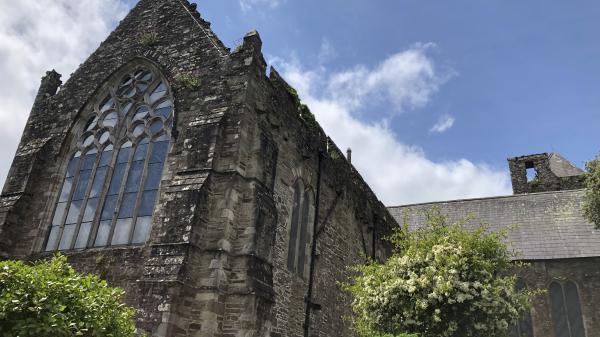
[287,179,313,276]
[549,281,586,337]
[45,64,173,251]
[509,278,534,337]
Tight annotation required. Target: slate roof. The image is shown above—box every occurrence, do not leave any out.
[387,189,600,261]
[548,152,585,177]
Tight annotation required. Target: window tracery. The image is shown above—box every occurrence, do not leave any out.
[45,64,173,251]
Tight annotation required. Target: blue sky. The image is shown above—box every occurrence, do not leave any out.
[0,0,598,205]
[196,0,600,168]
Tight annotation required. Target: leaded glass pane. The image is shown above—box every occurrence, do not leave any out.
[132,216,152,244]
[52,202,67,226]
[83,198,98,222]
[59,225,76,250]
[101,195,117,221]
[74,222,92,249]
[47,64,173,251]
[65,200,82,224]
[138,190,157,216]
[118,193,137,218]
[565,282,586,337]
[94,220,111,247]
[59,178,73,202]
[45,227,61,251]
[108,163,127,195]
[145,163,163,190]
[117,146,132,163]
[73,171,91,200]
[150,141,169,163]
[112,218,133,245]
[66,157,79,177]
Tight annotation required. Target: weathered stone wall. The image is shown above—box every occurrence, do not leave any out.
[391,191,600,337]
[508,153,585,194]
[517,258,600,337]
[0,1,397,336]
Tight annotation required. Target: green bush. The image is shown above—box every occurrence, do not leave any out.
[0,254,137,337]
[343,209,535,337]
[583,155,600,229]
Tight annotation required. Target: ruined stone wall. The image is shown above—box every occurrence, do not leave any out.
[517,258,600,337]
[237,44,397,336]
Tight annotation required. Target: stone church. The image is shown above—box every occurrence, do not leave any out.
[0,1,598,337]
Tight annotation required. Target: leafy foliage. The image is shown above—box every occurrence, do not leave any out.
[175,73,201,90]
[343,209,535,337]
[139,32,159,46]
[583,154,600,229]
[286,87,318,127]
[0,255,137,337]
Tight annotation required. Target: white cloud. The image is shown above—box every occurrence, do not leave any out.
[325,43,452,115]
[318,38,337,64]
[271,47,511,205]
[239,0,281,12]
[0,0,128,187]
[430,114,455,133]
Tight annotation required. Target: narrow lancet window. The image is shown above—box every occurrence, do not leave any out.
[287,179,313,275]
[550,281,586,337]
[45,64,174,251]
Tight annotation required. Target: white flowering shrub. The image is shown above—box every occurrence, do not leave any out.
[343,209,534,337]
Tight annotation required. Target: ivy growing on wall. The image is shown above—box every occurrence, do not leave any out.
[583,154,600,229]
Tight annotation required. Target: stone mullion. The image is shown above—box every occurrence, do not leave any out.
[69,151,101,250]
[49,152,83,251]
[86,147,118,248]
[107,144,136,246]
[127,140,153,244]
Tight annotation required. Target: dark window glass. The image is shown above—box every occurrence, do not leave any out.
[45,227,61,251]
[564,282,586,337]
[132,216,152,244]
[52,202,67,226]
[65,200,82,225]
[138,190,157,216]
[59,177,73,202]
[125,161,144,193]
[99,150,113,167]
[83,198,98,223]
[59,224,76,250]
[72,170,91,200]
[81,153,97,170]
[117,147,131,164]
[89,167,107,198]
[112,218,133,245]
[145,163,164,190]
[134,143,148,161]
[287,183,301,271]
[108,163,127,195]
[94,220,111,247]
[550,282,570,337]
[150,141,168,163]
[46,65,172,251]
[155,106,172,119]
[118,193,137,218]
[66,157,79,177]
[101,195,117,220]
[74,222,92,249]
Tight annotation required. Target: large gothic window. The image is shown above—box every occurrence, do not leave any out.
[549,280,586,337]
[45,64,173,251]
[287,179,313,276]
